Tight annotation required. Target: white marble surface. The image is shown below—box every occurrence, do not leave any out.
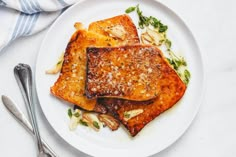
[0,0,236,156]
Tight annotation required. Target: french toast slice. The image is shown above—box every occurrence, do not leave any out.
[86,45,164,101]
[50,29,119,111]
[51,15,140,112]
[88,14,139,45]
[97,46,187,136]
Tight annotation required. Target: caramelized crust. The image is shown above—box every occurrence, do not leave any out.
[88,14,140,45]
[86,45,168,101]
[51,15,139,111]
[50,14,187,137]
[50,29,119,111]
[97,49,187,136]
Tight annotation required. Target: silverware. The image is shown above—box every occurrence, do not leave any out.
[1,95,57,157]
[14,63,53,157]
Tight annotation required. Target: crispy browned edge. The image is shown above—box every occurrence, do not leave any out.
[97,46,187,136]
[50,14,140,112]
[88,14,140,45]
[50,29,117,112]
[85,45,165,101]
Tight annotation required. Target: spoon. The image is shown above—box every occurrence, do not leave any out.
[14,63,52,157]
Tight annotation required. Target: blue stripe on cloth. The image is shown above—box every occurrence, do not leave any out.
[23,0,35,14]
[20,0,41,14]
[32,0,42,12]
[10,12,40,41]
[23,14,37,35]
[18,14,31,36]
[27,0,41,12]
[19,0,27,12]
[57,0,68,7]
[25,0,38,13]
[25,13,40,35]
[11,13,25,41]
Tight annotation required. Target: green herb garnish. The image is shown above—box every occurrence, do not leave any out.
[93,121,100,129]
[125,5,168,33]
[125,6,136,13]
[158,24,168,33]
[124,112,130,118]
[184,69,191,85]
[57,60,62,65]
[136,5,149,29]
[79,119,88,126]
[68,109,72,118]
[149,16,168,32]
[165,39,172,50]
[167,54,190,85]
[167,57,186,71]
[167,50,187,70]
[74,112,80,117]
[125,4,190,85]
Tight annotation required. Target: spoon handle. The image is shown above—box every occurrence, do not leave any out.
[14,63,44,153]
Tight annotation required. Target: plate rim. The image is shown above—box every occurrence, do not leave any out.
[35,0,206,156]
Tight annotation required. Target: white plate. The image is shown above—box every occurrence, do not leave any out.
[35,0,205,156]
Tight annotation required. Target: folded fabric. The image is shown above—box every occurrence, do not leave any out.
[0,0,78,52]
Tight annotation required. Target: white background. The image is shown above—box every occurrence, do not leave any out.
[0,0,236,157]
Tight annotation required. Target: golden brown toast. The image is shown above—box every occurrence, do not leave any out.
[51,15,140,112]
[86,45,165,101]
[88,14,139,45]
[50,29,119,111]
[97,46,187,136]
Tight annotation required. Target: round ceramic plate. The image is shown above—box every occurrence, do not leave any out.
[35,0,205,156]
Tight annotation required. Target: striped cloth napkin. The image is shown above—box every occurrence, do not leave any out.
[0,0,78,52]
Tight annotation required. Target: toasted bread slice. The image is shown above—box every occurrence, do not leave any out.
[51,15,140,111]
[88,14,139,45]
[50,29,119,111]
[97,47,187,136]
[86,45,167,101]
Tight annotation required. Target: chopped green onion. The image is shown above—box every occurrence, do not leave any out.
[125,6,136,13]
[57,61,62,65]
[125,5,168,33]
[124,112,130,118]
[68,109,72,118]
[184,69,191,85]
[165,39,172,49]
[93,121,100,129]
[159,24,168,33]
[79,119,88,126]
[74,112,80,117]
[126,4,190,85]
